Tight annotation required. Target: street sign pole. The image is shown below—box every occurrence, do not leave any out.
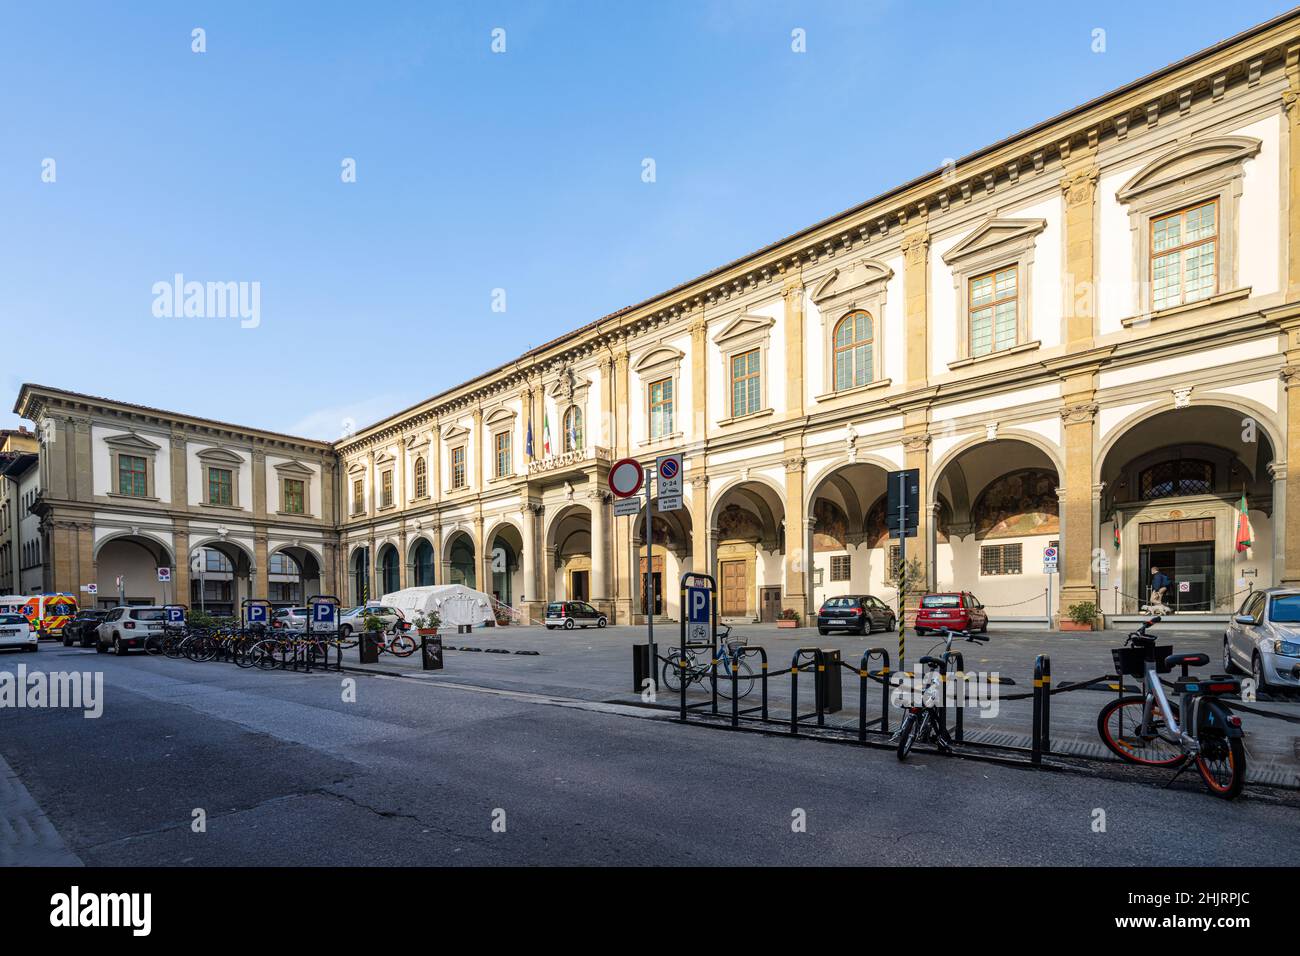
[645,467,654,672]
[898,470,906,672]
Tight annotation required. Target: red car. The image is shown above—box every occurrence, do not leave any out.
[914,592,988,635]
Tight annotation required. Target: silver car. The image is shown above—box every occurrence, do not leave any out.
[338,604,405,638]
[1224,587,1300,691]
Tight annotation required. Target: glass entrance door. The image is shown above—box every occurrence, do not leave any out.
[1138,542,1215,611]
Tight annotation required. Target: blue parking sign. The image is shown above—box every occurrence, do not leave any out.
[167,607,185,624]
[313,603,336,625]
[248,604,268,624]
[686,586,710,624]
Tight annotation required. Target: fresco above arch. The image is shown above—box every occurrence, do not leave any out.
[972,469,1059,539]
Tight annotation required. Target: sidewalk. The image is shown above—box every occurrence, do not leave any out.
[335,622,1300,788]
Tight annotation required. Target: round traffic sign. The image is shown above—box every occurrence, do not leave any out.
[659,456,679,480]
[608,458,644,498]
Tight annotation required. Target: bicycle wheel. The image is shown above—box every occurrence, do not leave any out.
[247,640,281,671]
[144,634,164,655]
[1096,696,1184,767]
[714,658,755,700]
[896,710,921,761]
[185,635,217,663]
[660,651,689,694]
[1194,731,1245,799]
[388,634,417,658]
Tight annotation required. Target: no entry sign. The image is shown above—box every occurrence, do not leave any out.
[608,457,644,498]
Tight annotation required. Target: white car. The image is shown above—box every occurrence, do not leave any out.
[0,613,37,652]
[95,606,168,655]
[338,604,406,638]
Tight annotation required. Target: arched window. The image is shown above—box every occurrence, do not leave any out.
[413,456,427,498]
[1139,459,1214,500]
[833,311,873,391]
[563,406,583,453]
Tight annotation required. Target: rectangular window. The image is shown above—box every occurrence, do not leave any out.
[283,478,305,515]
[979,543,1023,576]
[380,470,393,508]
[969,266,1018,357]
[649,377,674,439]
[829,555,851,582]
[494,431,512,478]
[208,467,233,506]
[117,454,147,497]
[1151,200,1218,311]
[452,445,466,489]
[352,479,364,514]
[730,349,762,418]
[886,545,902,583]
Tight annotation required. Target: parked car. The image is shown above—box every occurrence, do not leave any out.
[0,613,38,652]
[63,609,109,647]
[95,606,168,656]
[914,592,988,635]
[1224,587,1300,692]
[338,604,405,638]
[545,601,607,630]
[816,595,896,635]
[273,607,310,629]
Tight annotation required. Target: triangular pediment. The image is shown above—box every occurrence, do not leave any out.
[712,312,775,345]
[1116,135,1261,203]
[103,431,161,452]
[441,424,470,441]
[273,459,313,477]
[811,259,893,303]
[942,217,1046,265]
[485,406,517,427]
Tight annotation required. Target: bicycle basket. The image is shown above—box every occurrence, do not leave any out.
[1111,644,1173,679]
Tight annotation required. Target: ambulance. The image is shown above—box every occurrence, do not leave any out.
[0,593,79,639]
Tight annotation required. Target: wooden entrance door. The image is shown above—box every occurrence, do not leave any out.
[720,560,746,616]
[759,586,782,623]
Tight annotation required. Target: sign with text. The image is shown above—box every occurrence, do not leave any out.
[655,453,682,512]
[1042,546,1058,574]
[885,468,920,537]
[614,496,641,517]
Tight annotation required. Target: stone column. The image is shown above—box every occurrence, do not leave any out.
[173,523,191,608]
[366,538,378,602]
[254,532,268,601]
[783,275,805,419]
[589,488,608,609]
[902,429,931,588]
[521,504,539,621]
[689,475,710,575]
[1059,396,1100,618]
[170,433,188,510]
[543,546,558,603]
[1061,156,1100,350]
[901,226,930,389]
[365,450,376,515]
[252,449,267,518]
[782,456,807,615]
[1285,46,1300,299]
[1280,363,1300,584]
[1269,463,1286,588]
[477,512,491,596]
[398,530,409,589]
[472,407,484,490]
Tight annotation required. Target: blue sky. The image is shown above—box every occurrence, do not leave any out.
[1,0,1290,439]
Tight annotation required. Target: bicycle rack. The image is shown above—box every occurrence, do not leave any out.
[942,649,965,743]
[790,647,827,735]
[858,647,891,740]
[1031,654,1051,765]
[720,644,768,728]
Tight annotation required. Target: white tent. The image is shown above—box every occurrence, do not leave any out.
[380,584,495,628]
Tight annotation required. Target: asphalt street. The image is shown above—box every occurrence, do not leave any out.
[2,645,1298,866]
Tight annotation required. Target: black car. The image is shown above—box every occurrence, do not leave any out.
[816,595,896,636]
[62,609,109,648]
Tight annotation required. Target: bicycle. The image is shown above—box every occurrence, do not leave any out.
[661,623,754,699]
[1096,616,1246,799]
[894,625,989,760]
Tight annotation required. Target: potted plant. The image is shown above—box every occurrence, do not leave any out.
[413,611,441,637]
[776,608,801,629]
[1062,601,1099,632]
[362,610,385,635]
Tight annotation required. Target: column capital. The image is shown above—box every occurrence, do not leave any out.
[1060,166,1099,206]
[1060,401,1098,425]
[1280,365,1300,389]
[901,433,930,453]
[783,456,805,474]
[900,230,930,264]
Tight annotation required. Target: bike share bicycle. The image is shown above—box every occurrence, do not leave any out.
[662,622,755,700]
[1097,616,1246,799]
[894,625,988,760]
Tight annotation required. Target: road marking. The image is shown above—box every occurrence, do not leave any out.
[0,750,83,866]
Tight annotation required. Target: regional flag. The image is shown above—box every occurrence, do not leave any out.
[1235,493,1252,553]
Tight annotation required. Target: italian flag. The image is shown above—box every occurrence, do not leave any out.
[1235,493,1252,553]
[1112,522,1120,551]
[543,411,552,456]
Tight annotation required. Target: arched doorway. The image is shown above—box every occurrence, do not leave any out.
[1099,405,1276,614]
[410,537,436,587]
[546,505,592,603]
[189,539,255,617]
[709,479,785,620]
[94,535,176,608]
[806,461,891,615]
[932,438,1061,620]
[445,531,476,588]
[631,502,693,619]
[486,523,524,607]
[378,544,400,596]
[349,547,371,605]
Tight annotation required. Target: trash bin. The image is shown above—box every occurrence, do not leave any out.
[633,643,655,692]
[421,632,444,671]
[817,647,842,714]
[359,631,381,664]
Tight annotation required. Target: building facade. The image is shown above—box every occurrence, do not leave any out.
[15,14,1300,624]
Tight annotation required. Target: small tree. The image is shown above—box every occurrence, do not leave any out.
[889,557,926,596]
[362,610,385,634]
[1067,601,1099,628]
